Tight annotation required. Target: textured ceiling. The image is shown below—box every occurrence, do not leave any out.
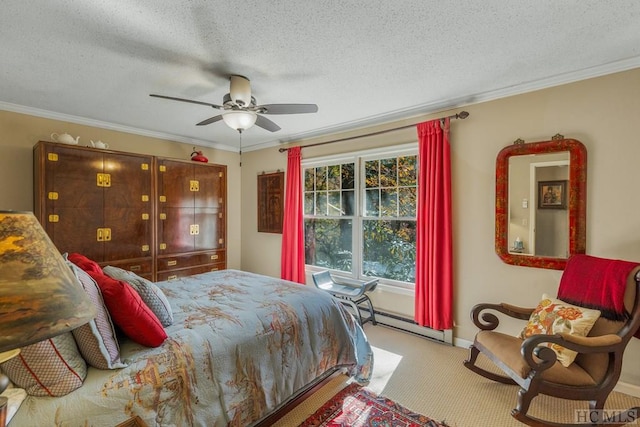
[1,1,640,152]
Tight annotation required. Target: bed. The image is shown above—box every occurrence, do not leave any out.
[7,268,373,426]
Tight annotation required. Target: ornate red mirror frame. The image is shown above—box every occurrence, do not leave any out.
[495,138,587,270]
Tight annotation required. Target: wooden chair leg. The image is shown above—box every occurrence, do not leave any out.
[513,386,535,419]
[463,345,517,385]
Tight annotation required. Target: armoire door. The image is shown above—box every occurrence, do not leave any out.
[35,142,153,265]
[102,152,153,261]
[156,159,195,255]
[38,144,105,261]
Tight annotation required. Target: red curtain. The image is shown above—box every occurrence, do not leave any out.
[280,146,306,284]
[414,119,453,330]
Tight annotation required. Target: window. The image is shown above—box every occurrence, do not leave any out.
[303,145,417,287]
[304,162,355,272]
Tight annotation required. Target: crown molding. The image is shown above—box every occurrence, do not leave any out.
[246,56,640,152]
[0,101,237,153]
[2,56,639,154]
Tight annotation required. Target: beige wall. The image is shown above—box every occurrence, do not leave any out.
[2,68,640,386]
[0,110,242,269]
[240,68,640,386]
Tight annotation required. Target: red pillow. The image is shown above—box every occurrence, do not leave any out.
[68,253,103,275]
[84,271,167,347]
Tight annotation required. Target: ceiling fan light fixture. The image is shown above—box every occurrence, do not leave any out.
[222,110,257,132]
[229,75,252,107]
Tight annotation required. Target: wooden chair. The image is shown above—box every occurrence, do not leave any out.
[311,271,378,326]
[464,255,640,426]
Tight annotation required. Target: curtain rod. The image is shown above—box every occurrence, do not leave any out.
[278,111,469,153]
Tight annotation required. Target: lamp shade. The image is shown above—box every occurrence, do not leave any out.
[222,110,257,132]
[0,211,96,353]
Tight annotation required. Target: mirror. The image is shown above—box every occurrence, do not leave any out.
[495,138,587,269]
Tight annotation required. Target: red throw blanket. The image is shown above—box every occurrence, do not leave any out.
[558,254,639,338]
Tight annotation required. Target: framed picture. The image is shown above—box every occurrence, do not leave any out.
[257,171,284,233]
[538,180,567,209]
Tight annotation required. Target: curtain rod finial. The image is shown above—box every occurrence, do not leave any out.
[457,111,469,119]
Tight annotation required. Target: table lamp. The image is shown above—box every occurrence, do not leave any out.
[0,211,96,424]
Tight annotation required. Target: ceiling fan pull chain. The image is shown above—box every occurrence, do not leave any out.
[239,130,243,167]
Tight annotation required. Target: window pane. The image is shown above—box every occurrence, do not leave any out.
[365,160,379,188]
[398,187,416,217]
[316,192,327,216]
[304,152,417,286]
[305,218,353,273]
[304,192,315,215]
[379,158,397,188]
[304,168,315,192]
[327,164,341,190]
[365,189,379,217]
[342,190,354,216]
[342,163,355,189]
[315,167,327,191]
[398,155,417,186]
[328,191,341,215]
[362,219,416,282]
[380,189,398,217]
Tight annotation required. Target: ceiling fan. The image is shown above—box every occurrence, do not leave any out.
[150,75,318,133]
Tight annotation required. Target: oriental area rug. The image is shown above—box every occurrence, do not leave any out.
[298,383,450,427]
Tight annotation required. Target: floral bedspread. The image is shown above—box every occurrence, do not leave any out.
[10,269,373,426]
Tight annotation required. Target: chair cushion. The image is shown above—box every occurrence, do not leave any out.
[475,331,596,386]
[519,294,601,367]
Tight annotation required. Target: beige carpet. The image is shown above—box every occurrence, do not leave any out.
[274,324,640,427]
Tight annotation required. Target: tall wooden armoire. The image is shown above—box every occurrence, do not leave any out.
[33,141,227,281]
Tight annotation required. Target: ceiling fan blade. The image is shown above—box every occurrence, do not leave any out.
[255,115,281,132]
[256,103,318,115]
[196,115,224,126]
[150,94,223,109]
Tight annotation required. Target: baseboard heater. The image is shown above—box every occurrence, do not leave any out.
[359,308,453,345]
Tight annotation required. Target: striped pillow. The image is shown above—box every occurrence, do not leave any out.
[0,334,86,396]
[68,261,127,369]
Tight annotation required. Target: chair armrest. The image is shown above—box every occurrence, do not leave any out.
[362,278,378,292]
[501,303,535,317]
[332,277,378,296]
[520,333,624,373]
[557,332,622,348]
[469,302,534,331]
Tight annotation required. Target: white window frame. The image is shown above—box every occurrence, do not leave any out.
[302,143,418,290]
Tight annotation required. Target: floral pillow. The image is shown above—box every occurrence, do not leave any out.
[520,294,601,367]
